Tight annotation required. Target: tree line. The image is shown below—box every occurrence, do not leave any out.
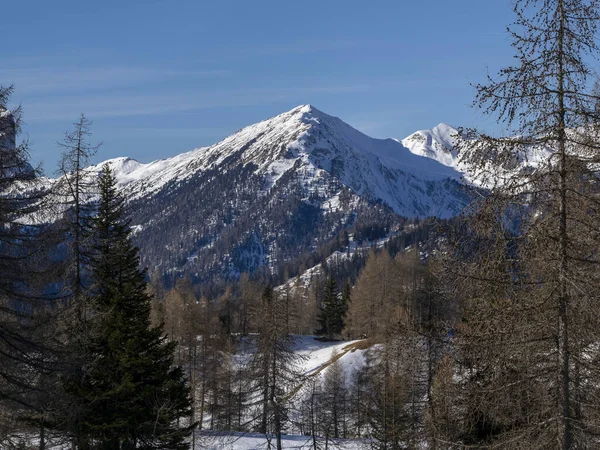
[148,236,451,449]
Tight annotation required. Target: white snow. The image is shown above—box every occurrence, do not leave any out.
[194,335,372,449]
[194,431,367,449]
[292,335,366,376]
[401,123,460,168]
[400,122,556,187]
[41,105,468,219]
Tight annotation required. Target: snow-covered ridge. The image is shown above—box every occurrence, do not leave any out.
[401,123,461,169]
[400,122,557,184]
[77,105,467,218]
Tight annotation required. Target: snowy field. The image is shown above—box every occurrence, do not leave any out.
[293,335,368,376]
[192,336,372,449]
[193,431,367,449]
[26,336,372,450]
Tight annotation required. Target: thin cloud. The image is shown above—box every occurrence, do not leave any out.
[0,66,233,95]
[23,84,372,122]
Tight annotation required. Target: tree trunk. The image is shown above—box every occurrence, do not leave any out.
[556,1,572,448]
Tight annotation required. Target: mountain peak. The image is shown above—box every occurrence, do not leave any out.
[433,122,457,133]
[402,123,460,168]
[41,105,470,282]
[297,104,313,113]
[283,104,333,122]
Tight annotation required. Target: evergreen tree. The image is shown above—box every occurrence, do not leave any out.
[0,85,60,449]
[77,165,193,449]
[317,276,345,339]
[340,281,350,325]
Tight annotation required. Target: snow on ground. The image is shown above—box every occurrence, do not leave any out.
[194,431,367,449]
[293,335,367,378]
[21,336,373,450]
[196,336,372,449]
[197,333,372,449]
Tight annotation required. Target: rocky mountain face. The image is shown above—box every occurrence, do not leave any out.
[52,106,473,285]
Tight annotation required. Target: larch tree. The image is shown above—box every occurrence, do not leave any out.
[345,250,396,339]
[51,115,103,447]
[318,355,348,441]
[250,285,305,450]
[442,0,600,448]
[360,343,410,450]
[53,114,100,299]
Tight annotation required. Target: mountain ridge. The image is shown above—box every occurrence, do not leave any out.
[43,105,473,284]
[87,105,466,218]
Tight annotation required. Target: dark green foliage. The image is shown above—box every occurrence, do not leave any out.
[75,165,193,449]
[317,276,347,338]
[0,86,65,448]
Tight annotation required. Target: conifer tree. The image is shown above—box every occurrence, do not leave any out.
[53,114,101,299]
[250,285,305,450]
[319,355,348,440]
[0,85,59,448]
[77,164,193,449]
[441,1,600,448]
[317,276,345,339]
[345,250,397,339]
[52,115,102,447]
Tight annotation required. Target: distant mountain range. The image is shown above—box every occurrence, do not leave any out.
[42,105,479,285]
[91,105,468,217]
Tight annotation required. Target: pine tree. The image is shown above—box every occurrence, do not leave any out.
[77,164,193,449]
[317,276,345,339]
[0,85,59,449]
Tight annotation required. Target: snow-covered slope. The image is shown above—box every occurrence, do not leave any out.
[401,122,461,169]
[196,337,371,449]
[401,122,555,185]
[43,106,472,282]
[38,335,373,449]
[92,105,466,218]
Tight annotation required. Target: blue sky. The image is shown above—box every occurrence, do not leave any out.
[2,0,517,171]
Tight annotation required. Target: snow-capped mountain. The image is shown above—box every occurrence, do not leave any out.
[401,122,555,185]
[96,105,465,218]
[54,105,472,283]
[401,123,462,169]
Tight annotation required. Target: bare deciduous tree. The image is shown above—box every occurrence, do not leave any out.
[440,1,600,448]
